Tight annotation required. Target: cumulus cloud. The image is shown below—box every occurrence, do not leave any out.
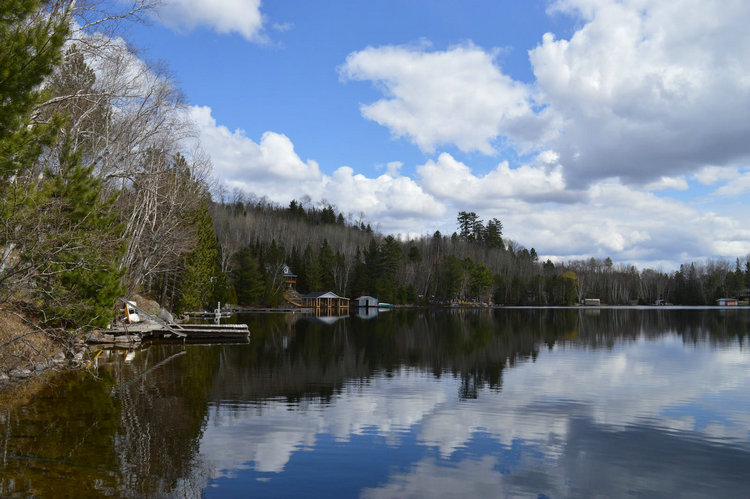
[497,182,750,266]
[190,106,322,182]
[157,0,265,41]
[644,176,689,191]
[191,104,750,267]
[190,105,443,227]
[341,1,750,187]
[417,152,568,205]
[713,171,750,197]
[692,166,739,186]
[340,43,545,154]
[530,0,750,185]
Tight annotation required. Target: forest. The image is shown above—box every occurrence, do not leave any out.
[202,197,750,309]
[1,0,749,341]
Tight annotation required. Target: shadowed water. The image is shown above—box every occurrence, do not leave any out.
[2,308,750,497]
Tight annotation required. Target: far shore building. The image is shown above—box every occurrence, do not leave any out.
[355,296,379,309]
[301,291,350,312]
[716,298,738,306]
[283,265,297,290]
[583,298,601,306]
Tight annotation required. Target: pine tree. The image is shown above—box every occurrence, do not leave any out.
[0,1,69,177]
[33,138,125,328]
[174,201,221,313]
[231,247,264,305]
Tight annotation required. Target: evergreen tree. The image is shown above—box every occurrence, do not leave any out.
[1,1,70,298]
[299,244,321,292]
[318,239,335,290]
[174,201,221,313]
[231,247,264,305]
[0,1,69,178]
[33,138,125,327]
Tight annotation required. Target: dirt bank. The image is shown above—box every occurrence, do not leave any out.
[0,305,87,389]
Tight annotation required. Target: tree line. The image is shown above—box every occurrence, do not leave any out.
[206,199,750,308]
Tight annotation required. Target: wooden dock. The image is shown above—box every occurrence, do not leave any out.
[153,323,250,341]
[89,321,250,345]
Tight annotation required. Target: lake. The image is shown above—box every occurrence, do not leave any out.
[2,308,750,497]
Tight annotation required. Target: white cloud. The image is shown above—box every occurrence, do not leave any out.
[157,0,265,41]
[417,152,567,205]
[191,105,443,227]
[190,106,321,182]
[501,182,750,265]
[644,176,689,192]
[712,171,750,197]
[340,43,544,155]
[692,166,739,186]
[341,1,750,187]
[530,0,750,185]
[191,104,750,267]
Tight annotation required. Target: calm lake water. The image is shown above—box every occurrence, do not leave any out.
[2,308,750,497]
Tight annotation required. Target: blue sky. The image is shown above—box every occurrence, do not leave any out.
[114,0,750,269]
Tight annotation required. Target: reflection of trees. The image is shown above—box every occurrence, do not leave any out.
[109,345,218,495]
[212,309,750,404]
[2,309,748,495]
[0,371,122,495]
[0,345,220,496]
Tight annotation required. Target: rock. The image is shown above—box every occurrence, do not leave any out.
[0,372,9,382]
[9,368,32,379]
[35,363,46,372]
[158,308,174,323]
[73,351,84,363]
[53,352,66,363]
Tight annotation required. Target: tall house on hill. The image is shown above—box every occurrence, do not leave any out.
[283,264,297,290]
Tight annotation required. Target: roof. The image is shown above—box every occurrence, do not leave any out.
[355,295,378,301]
[303,291,348,300]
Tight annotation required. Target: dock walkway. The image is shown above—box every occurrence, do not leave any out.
[88,321,250,345]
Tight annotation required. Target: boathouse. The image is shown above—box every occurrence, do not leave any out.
[716,298,738,306]
[355,295,379,308]
[301,291,350,312]
[583,298,601,306]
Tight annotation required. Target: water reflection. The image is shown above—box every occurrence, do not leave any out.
[1,309,749,497]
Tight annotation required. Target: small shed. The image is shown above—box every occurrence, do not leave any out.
[355,295,379,308]
[302,291,350,312]
[716,298,738,306]
[583,298,601,306]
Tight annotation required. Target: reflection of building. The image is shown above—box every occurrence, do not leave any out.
[303,315,348,326]
[355,307,379,320]
[283,265,297,290]
[301,291,350,312]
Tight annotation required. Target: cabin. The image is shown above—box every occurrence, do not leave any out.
[355,295,379,308]
[716,298,738,306]
[301,291,350,312]
[282,264,297,290]
[583,298,601,306]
